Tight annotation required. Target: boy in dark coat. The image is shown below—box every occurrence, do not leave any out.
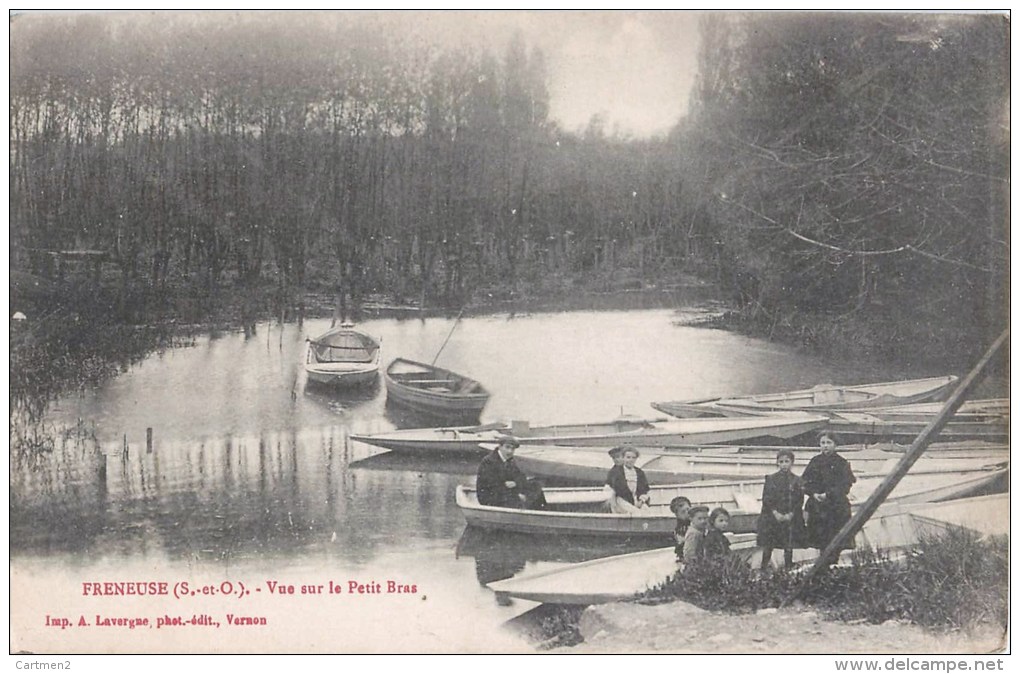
[802,432,856,551]
[476,434,545,509]
[756,449,805,569]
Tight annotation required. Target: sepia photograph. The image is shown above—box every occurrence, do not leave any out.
[8,10,1010,658]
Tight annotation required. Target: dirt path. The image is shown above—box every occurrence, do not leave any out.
[556,602,1006,654]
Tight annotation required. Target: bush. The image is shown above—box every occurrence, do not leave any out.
[639,529,1008,633]
[805,529,1009,630]
[638,554,801,613]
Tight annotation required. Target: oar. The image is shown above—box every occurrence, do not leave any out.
[431,309,465,366]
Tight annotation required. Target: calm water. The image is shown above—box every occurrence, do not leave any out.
[12,305,947,651]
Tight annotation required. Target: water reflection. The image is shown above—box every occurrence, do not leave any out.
[384,397,483,429]
[303,376,382,416]
[10,426,470,566]
[455,527,666,590]
[349,450,481,477]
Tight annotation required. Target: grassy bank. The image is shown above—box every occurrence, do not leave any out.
[639,528,1008,632]
[521,529,1008,651]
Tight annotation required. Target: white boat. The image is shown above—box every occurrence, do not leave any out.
[511,443,1008,484]
[455,467,1008,538]
[652,376,959,418]
[487,493,1008,605]
[305,323,381,387]
[826,412,1008,442]
[853,398,1009,422]
[348,414,828,455]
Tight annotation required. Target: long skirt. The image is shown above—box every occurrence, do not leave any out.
[805,496,853,550]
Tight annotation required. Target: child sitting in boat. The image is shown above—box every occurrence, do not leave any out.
[670,496,692,561]
[603,447,651,514]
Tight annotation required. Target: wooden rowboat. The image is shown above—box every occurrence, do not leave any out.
[652,376,959,418]
[487,493,1008,605]
[348,414,827,455]
[455,467,1008,539]
[384,357,490,419]
[304,323,380,387]
[511,443,1008,484]
[826,412,1009,442]
[854,398,1009,423]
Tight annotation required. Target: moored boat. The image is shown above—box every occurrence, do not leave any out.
[652,376,959,418]
[511,443,1008,484]
[304,323,381,387]
[456,467,1008,539]
[348,414,828,455]
[827,412,1009,443]
[384,357,490,418]
[855,398,1009,423]
[487,493,1008,605]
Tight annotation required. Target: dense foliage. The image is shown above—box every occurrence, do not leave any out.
[11,12,691,323]
[10,12,1008,365]
[680,13,1008,363]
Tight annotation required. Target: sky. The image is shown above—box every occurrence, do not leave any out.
[384,10,703,138]
[10,9,702,139]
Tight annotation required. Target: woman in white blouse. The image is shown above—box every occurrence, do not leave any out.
[604,447,651,514]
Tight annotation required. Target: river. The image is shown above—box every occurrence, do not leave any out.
[10,302,949,653]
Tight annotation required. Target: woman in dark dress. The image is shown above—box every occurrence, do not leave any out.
[801,432,857,551]
[756,449,805,569]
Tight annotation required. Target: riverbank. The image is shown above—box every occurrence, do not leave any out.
[700,307,1007,382]
[553,602,1006,654]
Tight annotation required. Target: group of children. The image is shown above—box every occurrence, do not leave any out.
[668,497,732,563]
[605,432,856,571]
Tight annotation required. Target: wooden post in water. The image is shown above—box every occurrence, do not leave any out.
[786,328,1009,603]
[146,427,153,454]
[122,433,129,461]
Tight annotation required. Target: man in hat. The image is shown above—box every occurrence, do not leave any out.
[475,434,545,509]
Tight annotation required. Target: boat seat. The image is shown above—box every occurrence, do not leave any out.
[401,378,458,385]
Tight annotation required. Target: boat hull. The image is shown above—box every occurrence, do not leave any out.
[305,364,380,387]
[487,493,1008,604]
[511,445,1008,484]
[305,325,381,388]
[653,376,960,418]
[348,415,828,455]
[384,357,490,417]
[456,468,1007,539]
[827,413,1009,442]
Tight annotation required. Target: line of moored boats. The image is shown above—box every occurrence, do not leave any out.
[309,326,1009,605]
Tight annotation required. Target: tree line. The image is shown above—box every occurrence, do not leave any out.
[10,12,1008,364]
[677,13,1008,362]
[10,12,694,323]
